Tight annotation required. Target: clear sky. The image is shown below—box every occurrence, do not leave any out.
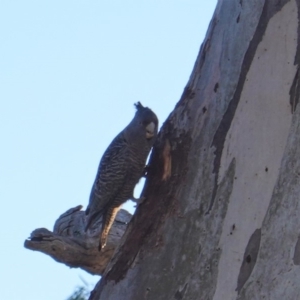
[0,1,217,299]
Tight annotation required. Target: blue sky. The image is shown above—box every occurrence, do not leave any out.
[0,1,217,299]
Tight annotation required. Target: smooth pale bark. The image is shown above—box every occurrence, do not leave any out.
[90,1,300,299]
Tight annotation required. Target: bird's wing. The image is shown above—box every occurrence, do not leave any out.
[85,133,129,227]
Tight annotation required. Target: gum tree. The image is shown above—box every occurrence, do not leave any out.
[26,1,300,299]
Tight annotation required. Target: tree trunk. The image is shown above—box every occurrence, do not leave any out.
[90,0,300,299]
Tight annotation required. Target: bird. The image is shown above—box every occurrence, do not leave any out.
[85,102,158,250]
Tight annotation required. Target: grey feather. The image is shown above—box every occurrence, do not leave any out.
[85,102,158,250]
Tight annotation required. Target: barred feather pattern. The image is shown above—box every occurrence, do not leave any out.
[85,103,158,250]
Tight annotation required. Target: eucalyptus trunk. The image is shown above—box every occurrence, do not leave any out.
[90,1,300,299]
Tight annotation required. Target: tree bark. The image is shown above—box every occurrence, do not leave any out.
[24,206,132,275]
[90,0,300,299]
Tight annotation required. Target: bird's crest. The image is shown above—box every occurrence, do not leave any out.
[134,102,145,111]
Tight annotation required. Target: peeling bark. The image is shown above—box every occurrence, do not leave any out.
[89,0,300,299]
[26,0,300,299]
[236,229,261,293]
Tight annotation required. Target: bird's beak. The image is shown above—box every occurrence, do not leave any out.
[145,122,156,139]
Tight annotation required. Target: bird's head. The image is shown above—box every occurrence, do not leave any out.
[134,102,158,141]
[124,102,158,145]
